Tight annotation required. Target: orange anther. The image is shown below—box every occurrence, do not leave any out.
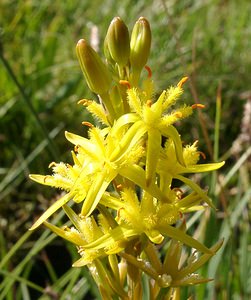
[192,103,205,109]
[146,99,152,107]
[116,184,123,190]
[82,121,93,128]
[119,80,131,89]
[74,145,79,152]
[78,99,91,105]
[177,76,189,88]
[174,112,183,118]
[144,65,152,78]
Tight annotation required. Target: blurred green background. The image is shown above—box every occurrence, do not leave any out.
[0,0,250,299]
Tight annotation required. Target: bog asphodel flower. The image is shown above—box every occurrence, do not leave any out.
[30,16,225,299]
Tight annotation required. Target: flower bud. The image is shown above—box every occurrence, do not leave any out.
[103,36,114,64]
[130,17,151,71]
[76,39,112,95]
[105,17,130,67]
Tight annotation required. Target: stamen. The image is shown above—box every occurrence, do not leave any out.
[192,103,205,109]
[144,65,152,78]
[174,112,183,118]
[48,162,57,168]
[146,99,152,107]
[74,145,80,152]
[177,76,189,88]
[119,80,131,89]
[82,121,93,128]
[78,99,92,105]
[116,184,123,190]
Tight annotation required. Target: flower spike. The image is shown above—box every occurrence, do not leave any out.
[29,16,225,298]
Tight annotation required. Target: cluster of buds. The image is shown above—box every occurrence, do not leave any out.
[30,17,224,299]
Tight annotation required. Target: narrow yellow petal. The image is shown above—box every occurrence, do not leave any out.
[184,161,225,173]
[44,221,85,246]
[175,174,215,208]
[158,224,212,254]
[110,121,146,162]
[29,193,72,230]
[119,165,167,202]
[63,205,83,232]
[66,131,102,163]
[29,174,54,186]
[176,239,224,280]
[173,277,213,286]
[146,230,164,244]
[81,170,117,216]
[82,227,137,250]
[72,254,95,267]
[99,193,122,210]
[72,256,89,267]
[111,113,140,132]
[162,125,186,166]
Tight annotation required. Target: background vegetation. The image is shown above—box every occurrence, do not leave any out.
[0,0,250,299]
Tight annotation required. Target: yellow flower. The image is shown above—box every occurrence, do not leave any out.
[116,77,196,186]
[43,205,110,265]
[30,124,145,229]
[157,139,225,207]
[71,188,214,266]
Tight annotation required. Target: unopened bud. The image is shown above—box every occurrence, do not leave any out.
[105,17,130,67]
[130,17,151,71]
[76,39,112,95]
[103,36,114,64]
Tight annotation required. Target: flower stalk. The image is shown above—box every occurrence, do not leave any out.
[30,17,225,299]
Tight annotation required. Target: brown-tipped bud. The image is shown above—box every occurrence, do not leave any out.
[105,17,130,67]
[76,39,112,95]
[130,17,151,71]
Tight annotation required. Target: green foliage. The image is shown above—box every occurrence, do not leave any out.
[1,0,250,299]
